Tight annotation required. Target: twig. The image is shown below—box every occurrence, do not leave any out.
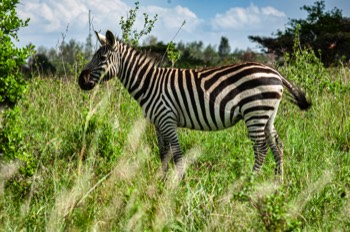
[161,20,186,63]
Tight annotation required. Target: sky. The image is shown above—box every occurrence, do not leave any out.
[16,0,350,51]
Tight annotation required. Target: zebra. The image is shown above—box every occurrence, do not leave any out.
[78,30,311,181]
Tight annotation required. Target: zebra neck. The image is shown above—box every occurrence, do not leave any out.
[118,48,158,102]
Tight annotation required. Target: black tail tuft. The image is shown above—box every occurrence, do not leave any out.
[293,88,312,111]
[282,77,312,111]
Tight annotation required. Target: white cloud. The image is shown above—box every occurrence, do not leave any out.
[19,0,88,32]
[261,6,286,17]
[207,4,287,50]
[211,4,286,30]
[16,0,287,51]
[17,0,131,46]
[143,5,202,40]
[17,0,200,47]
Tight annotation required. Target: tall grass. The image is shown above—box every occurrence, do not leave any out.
[0,62,349,230]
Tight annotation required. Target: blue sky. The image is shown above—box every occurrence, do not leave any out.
[17,0,350,51]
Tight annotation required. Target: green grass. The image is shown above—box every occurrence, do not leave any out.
[0,65,349,231]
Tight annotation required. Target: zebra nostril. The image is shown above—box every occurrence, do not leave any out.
[78,69,95,90]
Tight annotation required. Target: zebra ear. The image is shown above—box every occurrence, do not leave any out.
[95,31,107,45]
[106,30,116,47]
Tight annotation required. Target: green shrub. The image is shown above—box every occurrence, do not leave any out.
[0,106,35,176]
[0,0,33,107]
[0,0,34,199]
[0,106,36,199]
[279,24,350,94]
[278,25,324,92]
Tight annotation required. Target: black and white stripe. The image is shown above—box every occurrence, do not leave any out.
[79,30,311,180]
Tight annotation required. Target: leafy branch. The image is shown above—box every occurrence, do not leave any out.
[119,1,158,47]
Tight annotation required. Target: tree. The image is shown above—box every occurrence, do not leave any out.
[84,10,93,60]
[187,41,204,61]
[203,45,220,66]
[174,41,205,68]
[142,35,158,46]
[218,36,231,59]
[0,0,33,107]
[249,0,350,66]
[28,54,56,76]
[35,39,86,77]
[59,39,84,67]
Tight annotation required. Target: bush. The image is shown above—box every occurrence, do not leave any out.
[0,0,33,107]
[278,25,325,92]
[278,24,350,94]
[0,0,34,198]
[29,54,57,77]
[0,106,36,198]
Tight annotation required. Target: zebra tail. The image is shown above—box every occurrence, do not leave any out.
[281,77,312,111]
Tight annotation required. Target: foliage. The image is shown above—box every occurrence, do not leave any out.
[28,54,57,77]
[278,24,350,94]
[249,0,350,66]
[119,1,158,47]
[218,36,231,59]
[140,37,268,69]
[31,39,89,78]
[278,24,325,93]
[84,10,94,58]
[0,0,34,198]
[0,106,36,198]
[0,0,33,106]
[203,45,220,65]
[166,41,181,68]
[174,41,206,68]
[0,106,35,176]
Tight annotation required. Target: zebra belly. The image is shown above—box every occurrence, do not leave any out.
[176,104,243,131]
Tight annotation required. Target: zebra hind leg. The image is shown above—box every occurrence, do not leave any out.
[265,123,284,181]
[249,130,269,174]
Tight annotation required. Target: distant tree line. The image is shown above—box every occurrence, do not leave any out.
[142,36,267,69]
[24,36,94,78]
[26,35,268,78]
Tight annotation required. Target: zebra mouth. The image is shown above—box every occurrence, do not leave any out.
[78,70,96,91]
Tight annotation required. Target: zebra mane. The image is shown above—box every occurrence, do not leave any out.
[195,62,266,72]
[116,38,162,68]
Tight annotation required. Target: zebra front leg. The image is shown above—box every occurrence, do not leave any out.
[170,140,184,180]
[161,126,184,180]
[156,127,171,175]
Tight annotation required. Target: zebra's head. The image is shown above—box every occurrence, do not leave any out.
[79,30,120,90]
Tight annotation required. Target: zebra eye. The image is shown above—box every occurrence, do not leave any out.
[100,54,108,60]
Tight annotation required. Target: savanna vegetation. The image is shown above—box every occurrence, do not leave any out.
[1,0,350,231]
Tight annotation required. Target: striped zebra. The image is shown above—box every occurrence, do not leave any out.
[79,30,311,180]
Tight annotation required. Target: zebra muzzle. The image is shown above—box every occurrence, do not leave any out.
[78,69,96,91]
